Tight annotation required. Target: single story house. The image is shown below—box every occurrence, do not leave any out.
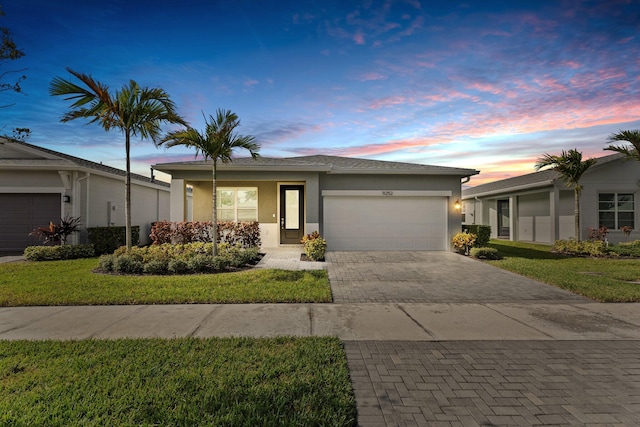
[462,153,638,244]
[153,155,479,251]
[0,138,170,253]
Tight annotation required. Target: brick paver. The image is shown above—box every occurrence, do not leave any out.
[327,251,587,304]
[345,340,640,426]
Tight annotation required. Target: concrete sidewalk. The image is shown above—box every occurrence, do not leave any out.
[2,302,639,341]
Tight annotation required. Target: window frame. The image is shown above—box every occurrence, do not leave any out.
[598,192,635,230]
[216,187,258,223]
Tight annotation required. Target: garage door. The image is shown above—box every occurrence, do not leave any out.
[0,193,61,254]
[323,194,448,251]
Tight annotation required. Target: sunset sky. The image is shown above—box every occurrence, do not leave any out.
[3,0,639,186]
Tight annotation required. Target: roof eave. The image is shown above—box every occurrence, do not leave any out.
[463,179,556,199]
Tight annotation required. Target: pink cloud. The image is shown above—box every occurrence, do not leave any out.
[353,30,365,45]
[358,72,387,81]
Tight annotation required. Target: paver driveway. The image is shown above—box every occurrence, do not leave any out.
[327,251,588,304]
[326,251,640,426]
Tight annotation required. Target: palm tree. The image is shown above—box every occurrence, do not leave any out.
[49,68,187,250]
[158,109,259,256]
[604,130,640,162]
[535,149,596,240]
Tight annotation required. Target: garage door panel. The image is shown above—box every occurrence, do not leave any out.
[323,195,447,251]
[0,194,61,252]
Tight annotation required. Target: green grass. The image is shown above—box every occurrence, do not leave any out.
[0,337,356,426]
[487,240,640,302]
[0,258,331,306]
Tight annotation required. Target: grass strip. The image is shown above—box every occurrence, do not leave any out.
[487,240,640,302]
[0,258,331,306]
[0,336,356,426]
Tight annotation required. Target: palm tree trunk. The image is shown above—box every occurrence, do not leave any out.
[212,161,218,257]
[574,187,580,240]
[125,131,132,251]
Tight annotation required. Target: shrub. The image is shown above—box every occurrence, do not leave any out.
[609,240,640,257]
[113,254,144,274]
[143,259,169,275]
[29,215,82,245]
[462,225,491,247]
[470,247,501,260]
[187,254,213,273]
[167,259,190,274]
[98,242,261,275]
[452,232,476,255]
[149,221,261,248]
[588,225,609,242]
[88,226,140,255]
[98,254,114,271]
[304,236,327,261]
[553,239,607,257]
[23,244,95,261]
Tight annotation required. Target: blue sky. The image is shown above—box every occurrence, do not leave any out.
[3,0,639,185]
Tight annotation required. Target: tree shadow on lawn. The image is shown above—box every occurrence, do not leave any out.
[488,241,567,260]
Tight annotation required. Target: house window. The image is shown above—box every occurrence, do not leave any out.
[216,187,258,222]
[598,193,634,229]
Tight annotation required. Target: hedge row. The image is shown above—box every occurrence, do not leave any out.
[462,225,491,247]
[87,226,140,255]
[150,221,260,248]
[23,244,95,261]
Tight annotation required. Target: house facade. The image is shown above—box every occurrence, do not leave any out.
[153,155,479,251]
[0,138,170,253]
[462,153,638,244]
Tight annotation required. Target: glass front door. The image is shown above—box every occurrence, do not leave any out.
[497,199,510,238]
[280,185,304,244]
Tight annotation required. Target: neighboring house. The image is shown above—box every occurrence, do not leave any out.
[0,138,170,254]
[153,155,479,251]
[462,153,638,244]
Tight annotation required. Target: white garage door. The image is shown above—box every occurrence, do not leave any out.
[0,193,61,254]
[323,194,448,251]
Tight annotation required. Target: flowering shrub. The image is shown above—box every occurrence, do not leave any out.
[588,225,609,242]
[150,221,261,248]
[451,232,476,255]
[620,225,633,240]
[301,231,326,261]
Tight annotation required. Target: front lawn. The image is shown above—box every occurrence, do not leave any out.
[0,337,356,426]
[487,240,640,302]
[0,258,331,306]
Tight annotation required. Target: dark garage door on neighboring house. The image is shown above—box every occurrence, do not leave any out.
[0,193,61,254]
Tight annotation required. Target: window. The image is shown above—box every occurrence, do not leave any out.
[598,193,634,229]
[216,187,257,222]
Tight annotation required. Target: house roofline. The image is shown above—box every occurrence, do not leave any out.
[462,179,556,199]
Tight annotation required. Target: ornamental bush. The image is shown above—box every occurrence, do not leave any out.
[98,242,261,275]
[24,244,95,261]
[149,221,261,248]
[301,231,327,261]
[470,247,501,260]
[452,232,476,255]
[553,239,607,257]
[462,225,491,247]
[609,240,640,257]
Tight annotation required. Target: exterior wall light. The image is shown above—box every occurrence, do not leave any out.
[454,199,461,210]
[63,195,71,203]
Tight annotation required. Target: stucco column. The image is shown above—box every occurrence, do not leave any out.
[509,196,518,241]
[549,189,559,243]
[170,178,186,222]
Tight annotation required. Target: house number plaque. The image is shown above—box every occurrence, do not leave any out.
[382,191,393,196]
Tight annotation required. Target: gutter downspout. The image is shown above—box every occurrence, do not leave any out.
[77,172,90,244]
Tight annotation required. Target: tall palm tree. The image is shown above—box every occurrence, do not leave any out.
[49,68,187,250]
[535,149,596,240]
[604,130,640,162]
[158,109,259,256]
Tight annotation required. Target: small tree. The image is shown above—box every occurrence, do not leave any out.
[535,149,596,240]
[50,68,187,250]
[0,4,26,109]
[158,109,259,256]
[605,130,640,163]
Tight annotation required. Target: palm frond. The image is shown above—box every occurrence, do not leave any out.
[605,130,640,162]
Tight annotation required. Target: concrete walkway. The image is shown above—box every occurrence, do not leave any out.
[2,250,640,426]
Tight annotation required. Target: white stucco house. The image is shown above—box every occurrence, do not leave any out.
[462,153,638,244]
[0,138,170,254]
[153,155,479,251]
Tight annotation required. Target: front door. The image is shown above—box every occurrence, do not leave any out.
[497,199,510,238]
[280,185,305,244]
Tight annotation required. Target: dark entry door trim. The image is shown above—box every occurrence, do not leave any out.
[279,185,305,244]
[497,199,510,238]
